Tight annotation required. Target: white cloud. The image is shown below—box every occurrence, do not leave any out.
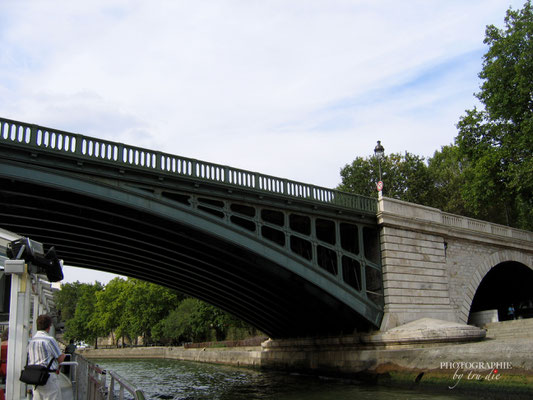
[0,0,525,190]
[2,0,525,283]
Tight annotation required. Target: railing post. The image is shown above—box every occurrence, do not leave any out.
[31,124,38,146]
[108,375,115,400]
[118,144,125,164]
[224,166,229,183]
[134,389,146,400]
[75,134,83,155]
[155,152,162,171]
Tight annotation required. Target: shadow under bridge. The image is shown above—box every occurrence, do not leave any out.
[0,117,383,338]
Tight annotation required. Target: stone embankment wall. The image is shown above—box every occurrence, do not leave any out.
[80,333,533,393]
[81,335,533,376]
[81,345,262,368]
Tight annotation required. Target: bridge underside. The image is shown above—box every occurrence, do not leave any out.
[470,261,533,322]
[0,177,373,338]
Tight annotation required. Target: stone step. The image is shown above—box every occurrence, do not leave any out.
[485,318,533,329]
[486,332,532,339]
[484,318,533,339]
[486,328,533,334]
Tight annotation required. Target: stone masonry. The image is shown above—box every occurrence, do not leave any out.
[377,197,533,331]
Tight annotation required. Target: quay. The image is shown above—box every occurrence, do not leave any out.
[81,318,533,395]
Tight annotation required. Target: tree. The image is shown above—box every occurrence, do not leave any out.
[54,281,84,322]
[64,282,104,346]
[426,145,470,216]
[57,279,259,346]
[93,278,130,346]
[338,152,434,205]
[456,0,533,229]
[158,298,208,343]
[152,298,259,344]
[121,279,180,344]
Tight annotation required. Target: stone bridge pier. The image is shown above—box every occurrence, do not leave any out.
[378,197,533,332]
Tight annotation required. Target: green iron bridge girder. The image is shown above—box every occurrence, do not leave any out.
[0,117,383,338]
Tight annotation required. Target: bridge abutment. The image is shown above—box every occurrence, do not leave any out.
[377,197,533,332]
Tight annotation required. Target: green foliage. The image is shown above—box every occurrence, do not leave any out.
[121,279,181,344]
[455,0,533,229]
[152,298,257,345]
[58,278,258,346]
[93,278,130,344]
[64,282,103,344]
[338,152,433,205]
[338,156,377,197]
[54,281,85,322]
[426,145,470,216]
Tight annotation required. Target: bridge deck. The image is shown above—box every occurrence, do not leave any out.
[0,117,376,215]
[0,117,383,337]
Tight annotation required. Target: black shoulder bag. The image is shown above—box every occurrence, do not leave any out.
[19,357,55,386]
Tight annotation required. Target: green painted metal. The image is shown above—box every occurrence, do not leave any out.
[0,116,384,333]
[0,117,377,214]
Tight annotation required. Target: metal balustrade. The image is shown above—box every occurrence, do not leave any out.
[0,117,376,214]
[107,370,145,400]
[441,210,533,241]
[75,355,145,400]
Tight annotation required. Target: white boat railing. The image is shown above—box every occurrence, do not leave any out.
[107,370,145,400]
[72,355,145,400]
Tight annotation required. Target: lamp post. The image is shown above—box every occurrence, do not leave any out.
[374,140,385,194]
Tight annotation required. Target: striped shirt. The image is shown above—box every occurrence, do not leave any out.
[28,331,62,371]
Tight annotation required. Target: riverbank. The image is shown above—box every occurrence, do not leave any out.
[81,335,533,396]
[82,345,262,367]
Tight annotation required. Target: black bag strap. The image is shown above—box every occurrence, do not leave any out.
[46,357,56,371]
[24,355,56,370]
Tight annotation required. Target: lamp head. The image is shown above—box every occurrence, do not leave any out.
[374,140,385,159]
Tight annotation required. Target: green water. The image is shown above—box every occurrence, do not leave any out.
[92,358,487,400]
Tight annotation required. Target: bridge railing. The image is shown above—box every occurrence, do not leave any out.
[442,212,533,241]
[380,197,533,242]
[0,117,377,214]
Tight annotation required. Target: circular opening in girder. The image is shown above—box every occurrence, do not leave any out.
[469,262,533,322]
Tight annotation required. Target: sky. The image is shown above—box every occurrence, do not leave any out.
[1,1,525,284]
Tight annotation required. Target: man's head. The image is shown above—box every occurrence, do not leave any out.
[36,314,53,331]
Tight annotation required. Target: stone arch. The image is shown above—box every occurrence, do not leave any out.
[459,249,533,324]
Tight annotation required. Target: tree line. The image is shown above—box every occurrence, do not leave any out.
[54,278,260,347]
[339,1,532,231]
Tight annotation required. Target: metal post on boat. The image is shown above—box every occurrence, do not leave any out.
[4,259,31,400]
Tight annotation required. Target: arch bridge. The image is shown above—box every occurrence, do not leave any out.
[0,117,383,338]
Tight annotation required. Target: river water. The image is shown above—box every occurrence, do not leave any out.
[92,358,481,400]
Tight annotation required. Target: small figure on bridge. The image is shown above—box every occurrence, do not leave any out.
[508,304,515,320]
[64,339,76,356]
[62,339,76,375]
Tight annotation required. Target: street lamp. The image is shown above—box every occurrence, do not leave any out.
[374,140,385,193]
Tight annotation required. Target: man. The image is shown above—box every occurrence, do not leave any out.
[27,315,66,400]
